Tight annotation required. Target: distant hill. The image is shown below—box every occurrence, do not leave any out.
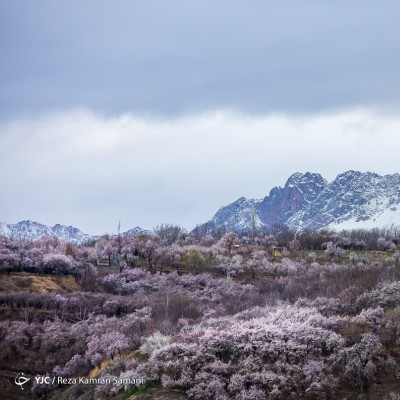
[0,220,148,244]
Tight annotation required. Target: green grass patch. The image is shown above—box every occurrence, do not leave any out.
[122,382,159,399]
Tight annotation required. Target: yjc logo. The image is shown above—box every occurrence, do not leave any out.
[15,373,30,390]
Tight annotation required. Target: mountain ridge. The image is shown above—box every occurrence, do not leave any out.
[0,220,148,244]
[195,170,400,235]
[2,170,399,242]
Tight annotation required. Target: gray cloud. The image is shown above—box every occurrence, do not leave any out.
[1,1,400,119]
[1,2,399,234]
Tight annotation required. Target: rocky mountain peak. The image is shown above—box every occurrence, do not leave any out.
[284,172,327,189]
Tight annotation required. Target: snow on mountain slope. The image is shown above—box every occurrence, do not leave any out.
[0,220,149,244]
[256,172,327,228]
[209,197,263,232]
[196,171,400,234]
[124,226,151,235]
[329,206,400,231]
[288,171,400,231]
[0,220,95,244]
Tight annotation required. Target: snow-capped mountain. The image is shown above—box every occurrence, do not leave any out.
[0,220,96,244]
[0,220,148,244]
[195,171,400,235]
[124,226,150,235]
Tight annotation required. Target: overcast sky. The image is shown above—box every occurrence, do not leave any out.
[1,1,400,234]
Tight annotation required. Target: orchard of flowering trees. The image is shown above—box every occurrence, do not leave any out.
[0,228,400,399]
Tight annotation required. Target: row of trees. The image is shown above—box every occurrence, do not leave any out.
[1,224,399,274]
